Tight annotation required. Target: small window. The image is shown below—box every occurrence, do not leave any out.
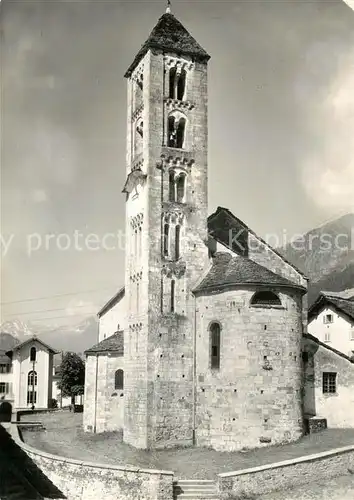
[322,372,336,394]
[28,371,37,386]
[176,118,186,149]
[177,69,186,100]
[168,115,176,147]
[0,364,10,374]
[324,331,331,342]
[169,67,177,99]
[0,382,7,394]
[169,171,175,202]
[171,280,175,313]
[167,114,186,149]
[251,291,281,307]
[351,328,354,341]
[163,223,169,256]
[115,369,124,390]
[30,347,36,362]
[323,314,333,324]
[175,225,180,260]
[210,322,221,370]
[176,173,186,203]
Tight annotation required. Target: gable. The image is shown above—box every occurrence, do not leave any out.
[309,294,354,324]
[208,207,307,288]
[98,286,125,318]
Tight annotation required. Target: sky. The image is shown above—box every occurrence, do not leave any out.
[1,0,354,329]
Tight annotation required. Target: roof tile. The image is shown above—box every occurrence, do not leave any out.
[85,331,124,355]
[194,252,306,294]
[125,13,210,77]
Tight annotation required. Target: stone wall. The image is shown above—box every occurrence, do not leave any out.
[303,336,354,427]
[84,353,124,433]
[217,445,354,498]
[195,286,304,451]
[248,232,308,335]
[11,424,173,500]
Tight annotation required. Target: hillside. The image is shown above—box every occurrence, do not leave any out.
[281,213,354,305]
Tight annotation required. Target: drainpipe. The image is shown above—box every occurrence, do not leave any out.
[192,293,197,445]
[93,354,98,433]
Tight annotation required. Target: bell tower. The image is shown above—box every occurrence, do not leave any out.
[122,6,210,449]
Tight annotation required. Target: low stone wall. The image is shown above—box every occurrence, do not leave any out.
[217,444,354,498]
[11,424,174,500]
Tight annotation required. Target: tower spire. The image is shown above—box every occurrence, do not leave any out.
[166,0,171,14]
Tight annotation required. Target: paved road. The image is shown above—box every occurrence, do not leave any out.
[261,474,354,500]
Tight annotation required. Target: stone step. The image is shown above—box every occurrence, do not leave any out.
[173,479,218,499]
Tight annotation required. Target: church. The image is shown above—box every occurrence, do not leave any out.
[83,8,354,451]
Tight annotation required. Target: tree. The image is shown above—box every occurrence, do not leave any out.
[57,352,85,405]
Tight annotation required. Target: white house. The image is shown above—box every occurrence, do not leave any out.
[308,291,354,358]
[0,333,58,409]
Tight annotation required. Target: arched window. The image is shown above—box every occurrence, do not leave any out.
[251,291,282,307]
[115,369,124,390]
[210,322,221,370]
[168,113,186,149]
[176,173,186,203]
[176,118,186,149]
[175,225,180,260]
[171,280,175,313]
[169,171,175,201]
[169,67,177,99]
[168,115,176,147]
[28,371,37,386]
[163,223,169,256]
[30,347,36,362]
[177,69,186,101]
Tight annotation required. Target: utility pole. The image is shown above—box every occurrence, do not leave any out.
[60,350,63,409]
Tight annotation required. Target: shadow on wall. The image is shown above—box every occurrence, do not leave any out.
[302,342,319,420]
[0,424,66,499]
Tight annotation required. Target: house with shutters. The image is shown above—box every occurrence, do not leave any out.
[308,291,354,358]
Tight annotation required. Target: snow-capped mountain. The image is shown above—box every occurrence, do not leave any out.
[0,316,99,353]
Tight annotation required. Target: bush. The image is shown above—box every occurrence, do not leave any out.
[51,399,58,409]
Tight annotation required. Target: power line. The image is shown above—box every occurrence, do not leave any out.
[1,313,99,324]
[0,286,117,306]
[2,303,98,318]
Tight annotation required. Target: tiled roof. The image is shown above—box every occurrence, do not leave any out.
[207,207,307,279]
[85,331,124,355]
[309,293,354,323]
[9,336,59,355]
[321,289,354,301]
[97,286,125,318]
[125,13,210,78]
[304,333,354,364]
[193,252,307,294]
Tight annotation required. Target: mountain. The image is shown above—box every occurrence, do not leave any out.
[280,213,354,305]
[0,316,98,354]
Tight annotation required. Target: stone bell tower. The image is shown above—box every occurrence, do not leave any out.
[122,5,210,449]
